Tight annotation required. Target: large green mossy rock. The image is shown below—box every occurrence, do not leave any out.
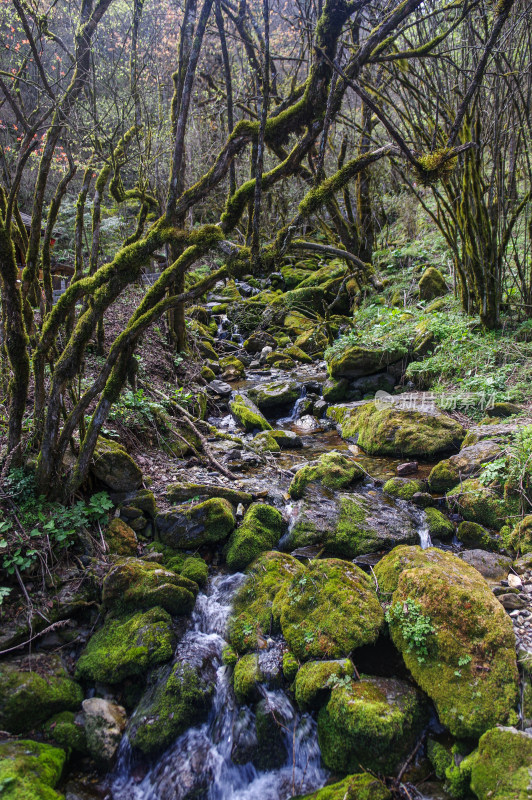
[156,497,236,548]
[418,266,448,300]
[296,773,392,800]
[424,507,454,541]
[283,490,419,558]
[127,662,213,756]
[457,521,502,552]
[469,727,532,800]
[374,546,519,738]
[294,659,354,711]
[428,439,503,493]
[102,557,198,615]
[289,451,364,499]
[75,607,175,684]
[318,676,427,774]
[90,437,143,492]
[273,559,384,661]
[382,477,426,501]
[233,654,263,703]
[104,517,138,555]
[328,399,465,457]
[327,344,403,379]
[228,552,304,653]
[166,482,252,506]
[225,503,286,571]
[0,739,66,800]
[0,654,83,734]
[447,478,511,530]
[229,394,272,433]
[248,380,300,411]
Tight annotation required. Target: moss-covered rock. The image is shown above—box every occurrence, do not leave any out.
[225,503,286,571]
[42,711,87,754]
[0,654,83,734]
[424,507,454,541]
[273,559,384,661]
[507,516,532,555]
[90,437,142,492]
[102,557,198,615]
[228,552,305,653]
[374,546,519,738]
[127,662,213,756]
[75,607,174,684]
[469,726,532,800]
[427,459,460,493]
[294,327,329,356]
[220,355,246,380]
[251,431,281,453]
[0,739,65,800]
[322,377,348,403]
[230,394,273,433]
[243,330,277,352]
[318,676,427,774]
[180,556,209,586]
[233,654,263,703]
[328,400,465,457]
[283,345,313,364]
[296,772,392,800]
[248,380,300,411]
[282,652,299,682]
[156,497,236,549]
[327,345,403,379]
[82,697,127,766]
[104,517,138,555]
[382,477,426,501]
[418,266,448,300]
[166,482,252,506]
[289,451,364,499]
[294,659,354,710]
[428,440,503,493]
[457,521,502,552]
[447,478,511,530]
[269,429,303,449]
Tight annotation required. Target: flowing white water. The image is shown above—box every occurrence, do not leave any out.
[111,573,328,800]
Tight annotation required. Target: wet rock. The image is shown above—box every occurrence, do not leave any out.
[243,331,277,353]
[82,697,127,767]
[0,739,66,799]
[248,379,300,412]
[397,461,418,476]
[102,557,198,616]
[459,549,513,581]
[156,497,236,549]
[90,438,142,492]
[253,697,287,770]
[269,429,303,449]
[293,414,322,432]
[428,439,502,492]
[207,379,232,396]
[374,546,519,738]
[230,393,272,432]
[418,266,448,300]
[231,707,258,764]
[166,481,253,506]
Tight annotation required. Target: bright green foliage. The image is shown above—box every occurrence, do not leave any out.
[294,659,354,710]
[0,739,66,800]
[273,558,384,661]
[317,676,427,774]
[385,598,435,663]
[296,772,391,800]
[289,451,364,499]
[375,546,519,738]
[225,503,285,571]
[382,477,426,501]
[233,654,262,703]
[75,607,175,684]
[447,478,513,530]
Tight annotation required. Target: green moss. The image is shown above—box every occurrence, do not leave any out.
[383,477,426,500]
[0,739,66,800]
[166,482,253,506]
[201,365,216,381]
[427,738,453,780]
[0,656,83,734]
[296,773,391,800]
[374,546,519,738]
[294,327,329,356]
[283,345,313,364]
[222,645,238,666]
[445,744,477,798]
[327,344,403,379]
[282,652,299,682]
[507,515,532,555]
[156,497,236,549]
[318,676,427,774]
[233,654,263,703]
[294,659,353,710]
[322,377,348,403]
[248,380,300,410]
[180,556,209,587]
[91,437,143,492]
[42,711,86,754]
[428,459,460,492]
[75,607,174,684]
[418,266,448,300]
[127,662,213,756]
[228,551,305,653]
[468,727,532,800]
[457,521,501,552]
[225,504,285,572]
[220,355,246,378]
[102,557,198,615]
[273,558,384,661]
[425,507,455,540]
[289,451,364,499]
[447,478,511,530]
[251,431,281,453]
[105,517,138,555]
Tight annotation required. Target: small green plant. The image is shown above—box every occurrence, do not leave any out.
[385,598,435,662]
[478,457,507,487]
[326,673,352,691]
[0,586,12,605]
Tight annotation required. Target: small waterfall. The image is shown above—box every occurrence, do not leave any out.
[277,386,307,425]
[111,573,327,800]
[415,508,432,550]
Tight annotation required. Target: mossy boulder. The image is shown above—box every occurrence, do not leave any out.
[251,431,281,453]
[428,440,503,493]
[127,662,213,756]
[323,377,348,403]
[230,394,272,433]
[294,659,354,710]
[243,331,277,352]
[42,711,87,754]
[104,517,138,555]
[317,676,428,774]
[248,380,300,411]
[297,773,392,800]
[156,497,236,548]
[225,503,286,571]
[166,482,252,506]
[102,557,198,615]
[507,515,532,555]
[382,477,426,501]
[418,266,448,300]
[457,521,502,552]
[0,654,83,734]
[0,739,66,800]
[327,345,403,379]
[424,507,454,541]
[328,400,465,457]
[228,552,305,653]
[283,310,316,336]
[447,478,510,530]
[269,429,303,449]
[282,652,299,682]
[289,451,364,499]
[220,355,246,380]
[273,559,384,661]
[233,654,263,703]
[82,697,126,766]
[283,345,313,364]
[469,727,532,800]
[294,327,329,356]
[91,437,142,492]
[75,607,175,684]
[180,556,209,586]
[374,546,519,738]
